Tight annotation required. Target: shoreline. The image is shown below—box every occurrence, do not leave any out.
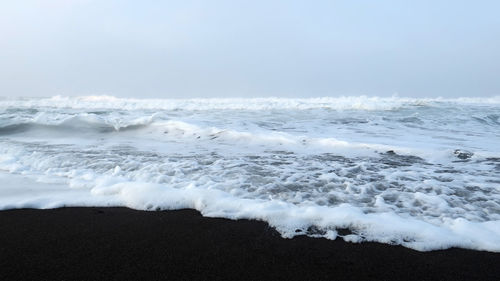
[1,207,499,281]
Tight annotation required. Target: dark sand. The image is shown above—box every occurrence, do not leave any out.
[0,208,498,281]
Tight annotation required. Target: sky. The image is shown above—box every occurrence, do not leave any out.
[1,0,499,98]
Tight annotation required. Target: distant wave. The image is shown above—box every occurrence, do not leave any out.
[1,95,499,111]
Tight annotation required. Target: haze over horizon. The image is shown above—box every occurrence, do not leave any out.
[1,0,499,99]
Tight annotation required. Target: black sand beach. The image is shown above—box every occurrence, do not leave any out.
[1,207,498,281]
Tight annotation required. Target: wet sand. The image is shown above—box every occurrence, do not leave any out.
[1,207,498,280]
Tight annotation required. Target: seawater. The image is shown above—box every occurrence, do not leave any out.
[0,96,499,251]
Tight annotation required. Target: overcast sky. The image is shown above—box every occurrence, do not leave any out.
[1,0,499,98]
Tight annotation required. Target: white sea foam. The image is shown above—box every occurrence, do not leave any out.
[0,96,499,252]
[1,95,500,111]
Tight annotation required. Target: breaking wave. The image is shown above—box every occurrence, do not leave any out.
[1,95,500,111]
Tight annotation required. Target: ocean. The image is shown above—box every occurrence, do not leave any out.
[0,95,499,252]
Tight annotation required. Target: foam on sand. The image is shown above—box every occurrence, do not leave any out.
[1,96,499,252]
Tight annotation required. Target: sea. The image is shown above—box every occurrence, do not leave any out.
[0,95,499,252]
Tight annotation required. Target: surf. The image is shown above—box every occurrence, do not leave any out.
[0,95,499,252]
